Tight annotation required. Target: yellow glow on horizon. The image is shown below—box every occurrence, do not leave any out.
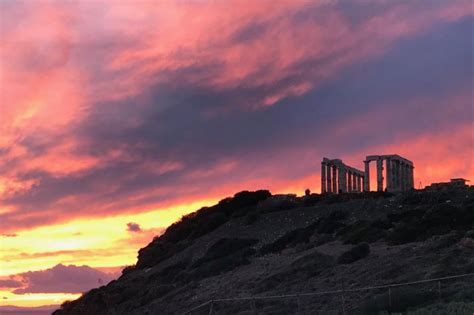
[0,198,218,308]
[1,198,217,276]
[0,291,81,308]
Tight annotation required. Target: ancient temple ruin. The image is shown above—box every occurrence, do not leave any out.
[321,154,414,194]
[321,158,365,193]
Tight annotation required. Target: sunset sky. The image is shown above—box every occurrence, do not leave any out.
[0,0,473,309]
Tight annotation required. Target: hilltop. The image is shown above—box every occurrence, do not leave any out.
[54,187,474,314]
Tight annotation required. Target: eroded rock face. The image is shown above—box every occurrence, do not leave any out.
[54,188,474,315]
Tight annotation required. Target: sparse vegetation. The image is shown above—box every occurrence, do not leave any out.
[337,220,388,244]
[337,242,370,264]
[194,238,258,266]
[316,209,347,233]
[136,190,271,269]
[53,187,474,315]
[386,203,474,245]
[260,223,316,254]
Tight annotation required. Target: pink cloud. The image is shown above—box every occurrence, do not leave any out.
[0,0,471,233]
[11,264,118,294]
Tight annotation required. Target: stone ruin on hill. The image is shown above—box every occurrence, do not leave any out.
[321,154,414,194]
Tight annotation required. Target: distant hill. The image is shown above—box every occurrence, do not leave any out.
[54,188,474,314]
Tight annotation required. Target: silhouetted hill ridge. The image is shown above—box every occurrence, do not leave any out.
[54,187,474,314]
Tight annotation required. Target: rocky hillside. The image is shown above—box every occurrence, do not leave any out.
[54,188,474,314]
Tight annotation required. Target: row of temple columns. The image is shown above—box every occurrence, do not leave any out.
[364,156,414,192]
[321,155,415,194]
[321,158,365,193]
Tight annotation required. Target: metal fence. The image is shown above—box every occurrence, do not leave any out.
[185,273,474,314]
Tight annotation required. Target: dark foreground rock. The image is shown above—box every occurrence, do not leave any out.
[54,188,474,314]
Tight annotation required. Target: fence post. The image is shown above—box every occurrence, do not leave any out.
[208,300,214,315]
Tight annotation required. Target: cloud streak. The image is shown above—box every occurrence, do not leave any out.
[0,0,472,233]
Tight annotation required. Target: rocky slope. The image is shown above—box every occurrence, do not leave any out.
[54,188,474,314]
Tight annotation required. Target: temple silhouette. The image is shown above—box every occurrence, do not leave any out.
[321,154,414,193]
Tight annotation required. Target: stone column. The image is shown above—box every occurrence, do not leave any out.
[364,161,370,192]
[332,165,337,193]
[392,160,397,191]
[358,175,362,192]
[352,174,357,192]
[390,159,397,191]
[347,171,352,192]
[400,163,406,191]
[338,166,347,193]
[326,164,332,193]
[405,164,411,190]
[386,158,392,192]
[397,160,402,191]
[321,162,327,194]
[409,166,414,189]
[376,158,384,192]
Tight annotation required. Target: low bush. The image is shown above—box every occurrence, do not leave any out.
[257,195,300,214]
[135,190,271,269]
[386,203,474,245]
[337,243,370,264]
[245,211,260,225]
[316,210,347,234]
[304,194,322,207]
[191,251,254,280]
[149,260,190,284]
[195,238,259,266]
[260,223,317,254]
[120,265,135,277]
[337,220,388,244]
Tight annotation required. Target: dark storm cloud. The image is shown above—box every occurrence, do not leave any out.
[0,1,472,232]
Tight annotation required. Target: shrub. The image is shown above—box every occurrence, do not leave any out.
[121,265,135,277]
[260,223,317,254]
[386,224,420,245]
[135,190,271,269]
[230,190,272,209]
[316,210,347,234]
[149,260,189,284]
[194,238,258,267]
[245,211,260,225]
[400,191,425,205]
[337,243,370,264]
[258,195,300,213]
[188,211,227,239]
[387,208,426,223]
[190,238,258,280]
[191,252,254,280]
[304,194,322,207]
[386,203,474,245]
[338,220,387,244]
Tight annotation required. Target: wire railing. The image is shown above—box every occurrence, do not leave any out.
[184,272,474,314]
